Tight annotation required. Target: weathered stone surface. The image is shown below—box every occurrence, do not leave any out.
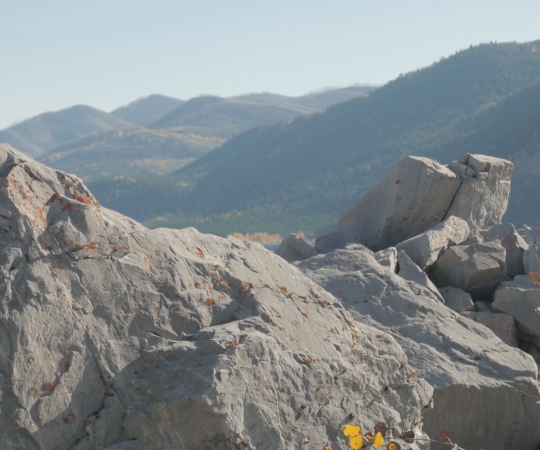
[445,154,513,234]
[475,301,493,313]
[337,156,462,251]
[429,242,509,301]
[461,234,483,245]
[314,230,354,253]
[525,222,540,274]
[493,286,540,347]
[461,312,519,346]
[520,341,540,365]
[439,287,474,312]
[374,247,398,273]
[481,223,529,277]
[298,247,540,450]
[397,250,444,302]
[275,233,318,262]
[0,145,434,450]
[396,216,469,269]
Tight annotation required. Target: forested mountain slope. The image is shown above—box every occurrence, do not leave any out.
[88,41,540,235]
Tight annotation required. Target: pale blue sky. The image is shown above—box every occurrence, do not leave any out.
[1,0,539,129]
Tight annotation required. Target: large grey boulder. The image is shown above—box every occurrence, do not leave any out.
[396,216,469,270]
[337,156,462,251]
[493,286,540,348]
[397,250,444,302]
[0,145,434,449]
[374,247,398,272]
[525,222,540,274]
[445,154,513,234]
[429,242,509,301]
[481,223,529,277]
[274,233,318,262]
[438,287,474,313]
[314,230,354,253]
[297,247,540,450]
[461,312,519,346]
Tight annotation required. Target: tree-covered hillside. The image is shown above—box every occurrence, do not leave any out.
[88,41,540,235]
[40,127,222,181]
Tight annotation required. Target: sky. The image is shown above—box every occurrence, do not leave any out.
[1,0,540,129]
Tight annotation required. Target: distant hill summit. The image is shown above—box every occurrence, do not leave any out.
[148,95,316,139]
[0,105,132,157]
[88,41,540,235]
[111,94,185,125]
[234,85,374,110]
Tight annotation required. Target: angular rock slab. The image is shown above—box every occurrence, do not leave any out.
[374,247,398,273]
[298,248,540,450]
[439,287,474,313]
[314,230,354,253]
[493,287,540,347]
[445,154,513,234]
[461,312,518,346]
[0,145,434,449]
[396,216,469,270]
[275,233,318,262]
[481,223,528,277]
[430,242,509,301]
[337,156,462,251]
[525,221,540,274]
[397,250,444,302]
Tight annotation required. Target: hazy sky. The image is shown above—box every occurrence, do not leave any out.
[1,0,540,129]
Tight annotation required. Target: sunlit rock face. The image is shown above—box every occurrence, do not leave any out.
[0,144,432,450]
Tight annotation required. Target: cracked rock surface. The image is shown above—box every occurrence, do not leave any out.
[298,247,540,450]
[0,144,433,450]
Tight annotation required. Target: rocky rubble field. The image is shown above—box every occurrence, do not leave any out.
[1,143,540,450]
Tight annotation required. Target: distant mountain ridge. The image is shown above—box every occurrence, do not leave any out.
[86,41,540,235]
[111,94,185,125]
[148,96,316,139]
[0,105,132,157]
[1,86,374,175]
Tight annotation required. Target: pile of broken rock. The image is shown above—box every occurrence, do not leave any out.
[1,143,540,450]
[277,153,540,449]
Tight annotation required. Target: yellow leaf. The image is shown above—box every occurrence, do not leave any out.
[349,434,363,449]
[373,431,385,448]
[343,424,361,437]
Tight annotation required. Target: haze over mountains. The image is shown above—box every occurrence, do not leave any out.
[0,85,374,180]
[87,41,540,234]
[3,42,540,237]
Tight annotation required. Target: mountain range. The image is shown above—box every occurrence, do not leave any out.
[0,86,374,181]
[87,41,540,235]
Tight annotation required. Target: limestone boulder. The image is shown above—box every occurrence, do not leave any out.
[374,247,398,273]
[275,233,318,262]
[438,287,474,313]
[297,247,540,450]
[481,223,529,277]
[445,154,514,234]
[525,222,540,274]
[337,156,462,251]
[314,230,354,253]
[493,286,540,348]
[397,250,444,302]
[475,301,493,313]
[461,312,519,346]
[0,145,434,450]
[396,216,469,270]
[429,242,509,301]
